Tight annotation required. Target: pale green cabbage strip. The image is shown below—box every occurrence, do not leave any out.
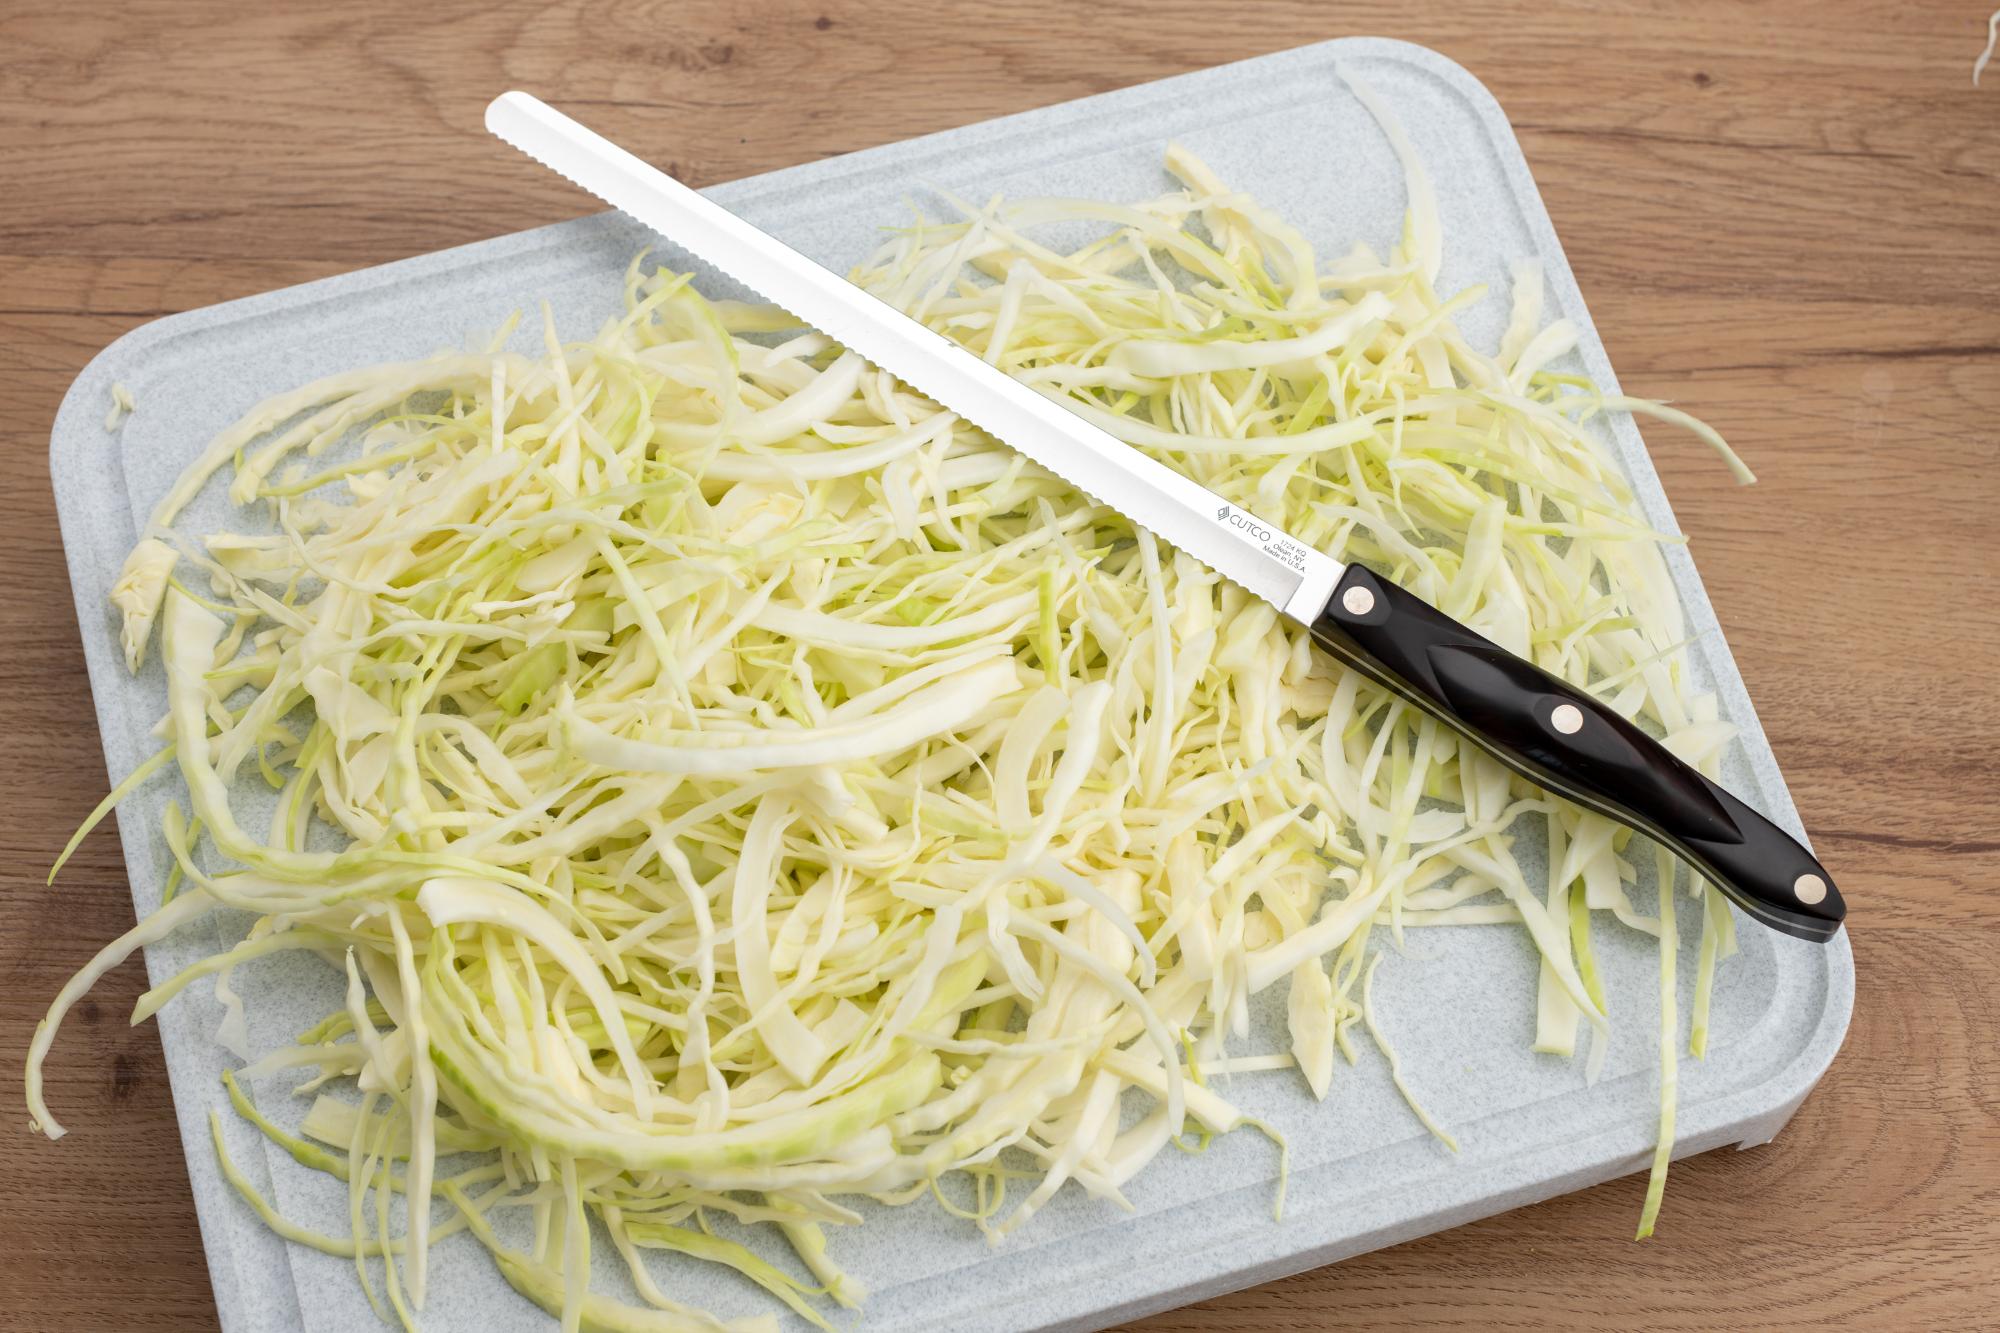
[31,133,1744,1328]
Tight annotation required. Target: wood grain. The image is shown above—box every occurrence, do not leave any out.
[2,1,1994,1328]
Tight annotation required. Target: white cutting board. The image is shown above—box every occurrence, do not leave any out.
[49,37,1851,1333]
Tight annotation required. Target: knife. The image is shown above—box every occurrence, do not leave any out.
[485,91,1844,943]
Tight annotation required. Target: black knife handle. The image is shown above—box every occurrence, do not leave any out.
[1309,565,1844,941]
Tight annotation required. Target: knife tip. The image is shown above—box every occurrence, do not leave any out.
[485,90,546,132]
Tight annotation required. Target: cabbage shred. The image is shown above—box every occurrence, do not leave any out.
[32,140,1742,1328]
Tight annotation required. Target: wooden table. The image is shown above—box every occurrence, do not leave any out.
[3,2,1994,1327]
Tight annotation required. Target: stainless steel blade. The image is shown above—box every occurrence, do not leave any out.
[486,91,1346,622]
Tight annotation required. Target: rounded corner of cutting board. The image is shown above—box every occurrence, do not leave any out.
[49,307,192,484]
[1707,922,1855,1155]
[47,212,632,486]
[1321,36,1523,132]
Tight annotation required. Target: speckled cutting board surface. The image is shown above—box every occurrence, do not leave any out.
[49,37,1852,1333]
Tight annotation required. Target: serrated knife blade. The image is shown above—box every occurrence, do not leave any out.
[483,90,1346,623]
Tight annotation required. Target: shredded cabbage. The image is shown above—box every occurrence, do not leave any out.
[105,380,137,432]
[32,124,1745,1327]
